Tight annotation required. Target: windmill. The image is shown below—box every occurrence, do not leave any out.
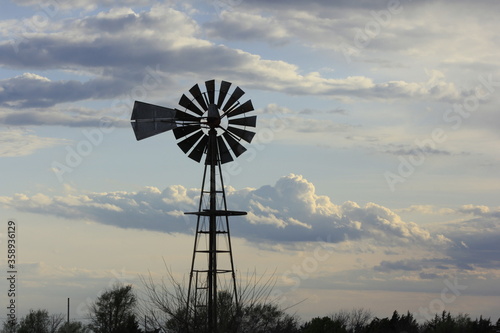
[131,79,256,332]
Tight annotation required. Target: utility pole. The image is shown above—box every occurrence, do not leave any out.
[67,298,70,333]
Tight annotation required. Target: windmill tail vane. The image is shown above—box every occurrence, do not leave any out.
[131,79,256,332]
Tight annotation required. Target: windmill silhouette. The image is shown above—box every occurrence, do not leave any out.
[131,80,256,332]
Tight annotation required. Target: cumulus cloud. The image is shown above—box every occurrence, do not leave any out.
[2,172,498,279]
[458,204,500,217]
[0,174,450,250]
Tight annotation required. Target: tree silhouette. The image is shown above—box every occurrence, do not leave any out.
[2,299,498,333]
[16,309,64,333]
[0,320,18,333]
[88,284,141,333]
[421,310,496,333]
[56,321,90,333]
[364,311,419,333]
[301,316,347,332]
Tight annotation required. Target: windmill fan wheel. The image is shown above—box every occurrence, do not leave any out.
[174,79,257,164]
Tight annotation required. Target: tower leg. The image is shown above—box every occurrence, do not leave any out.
[208,127,217,332]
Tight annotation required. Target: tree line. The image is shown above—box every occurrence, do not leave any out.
[2,283,499,333]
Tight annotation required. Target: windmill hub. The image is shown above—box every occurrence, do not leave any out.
[206,103,221,128]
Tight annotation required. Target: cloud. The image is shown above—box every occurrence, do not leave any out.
[434,207,500,270]
[0,5,466,110]
[229,0,500,66]
[0,72,136,108]
[0,127,69,156]
[374,259,425,272]
[395,205,455,215]
[376,205,500,274]
[5,173,497,275]
[0,104,128,127]
[274,116,353,134]
[299,107,347,115]
[204,10,291,45]
[0,174,450,250]
[458,204,500,217]
[372,256,474,276]
[12,0,150,9]
[381,143,452,157]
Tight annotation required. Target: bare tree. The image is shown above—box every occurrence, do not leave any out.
[139,264,300,332]
[48,313,65,333]
[139,268,190,332]
[331,309,350,328]
[348,308,372,332]
[329,308,372,333]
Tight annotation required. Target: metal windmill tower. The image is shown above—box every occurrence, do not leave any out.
[131,80,256,332]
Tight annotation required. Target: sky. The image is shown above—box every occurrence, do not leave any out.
[0,0,499,325]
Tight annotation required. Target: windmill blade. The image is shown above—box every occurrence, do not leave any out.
[228,115,256,127]
[222,86,245,112]
[189,83,208,111]
[188,134,209,162]
[217,81,232,109]
[131,101,177,140]
[227,126,255,143]
[217,136,234,164]
[177,130,204,154]
[174,109,200,122]
[226,100,254,118]
[173,124,201,140]
[223,132,247,157]
[205,80,215,105]
[179,94,204,116]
